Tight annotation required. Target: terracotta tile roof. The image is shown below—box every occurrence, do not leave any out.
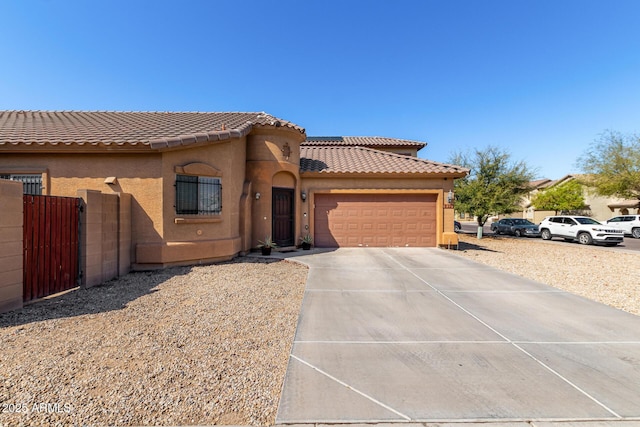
[0,111,304,150]
[303,136,426,149]
[300,146,468,176]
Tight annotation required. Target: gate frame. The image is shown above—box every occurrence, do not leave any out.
[22,194,81,302]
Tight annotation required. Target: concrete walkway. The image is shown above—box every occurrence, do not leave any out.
[274,248,640,426]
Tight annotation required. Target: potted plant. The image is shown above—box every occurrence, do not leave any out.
[300,234,313,250]
[257,236,277,256]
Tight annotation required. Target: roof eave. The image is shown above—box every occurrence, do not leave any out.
[149,123,253,151]
[0,143,154,154]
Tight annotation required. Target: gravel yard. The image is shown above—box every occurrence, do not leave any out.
[455,234,640,316]
[0,258,307,427]
[2,238,639,426]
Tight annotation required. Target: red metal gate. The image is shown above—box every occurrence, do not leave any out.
[23,195,81,302]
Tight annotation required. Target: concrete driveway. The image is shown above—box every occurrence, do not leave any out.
[275,248,640,425]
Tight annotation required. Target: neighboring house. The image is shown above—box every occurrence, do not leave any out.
[520,175,640,223]
[518,178,557,223]
[302,136,425,157]
[0,110,467,270]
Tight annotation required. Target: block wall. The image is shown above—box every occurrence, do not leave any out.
[77,190,131,287]
[0,180,23,314]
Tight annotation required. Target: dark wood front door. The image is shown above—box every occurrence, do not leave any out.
[272,187,294,246]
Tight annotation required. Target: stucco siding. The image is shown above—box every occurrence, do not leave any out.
[246,129,304,248]
[123,139,250,267]
[161,140,246,243]
[0,153,164,248]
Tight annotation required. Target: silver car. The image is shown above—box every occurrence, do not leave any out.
[490,218,540,237]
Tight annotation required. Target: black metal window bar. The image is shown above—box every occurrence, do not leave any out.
[0,174,42,195]
[175,175,222,215]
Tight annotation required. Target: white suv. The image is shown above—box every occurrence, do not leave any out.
[539,215,624,246]
[605,215,640,239]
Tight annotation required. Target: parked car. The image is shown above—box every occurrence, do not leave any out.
[490,218,540,237]
[454,220,461,233]
[605,215,640,239]
[538,215,624,246]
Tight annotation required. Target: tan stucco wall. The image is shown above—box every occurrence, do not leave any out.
[0,179,23,314]
[133,139,249,267]
[0,127,456,265]
[0,140,250,268]
[161,140,246,242]
[246,128,305,248]
[300,175,457,247]
[0,153,163,251]
[584,189,630,221]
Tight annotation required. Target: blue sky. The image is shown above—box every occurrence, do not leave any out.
[1,1,639,179]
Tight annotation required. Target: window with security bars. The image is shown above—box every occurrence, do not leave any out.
[175,175,222,215]
[0,174,42,195]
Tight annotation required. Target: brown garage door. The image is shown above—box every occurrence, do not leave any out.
[314,193,437,247]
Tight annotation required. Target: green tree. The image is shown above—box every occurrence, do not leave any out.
[577,130,640,200]
[531,179,586,214]
[450,146,535,235]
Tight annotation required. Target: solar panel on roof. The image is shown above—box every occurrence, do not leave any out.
[306,136,344,142]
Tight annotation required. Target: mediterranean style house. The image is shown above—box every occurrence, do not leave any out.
[0,110,467,269]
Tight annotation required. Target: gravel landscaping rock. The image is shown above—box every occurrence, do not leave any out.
[3,239,638,426]
[455,234,640,316]
[0,258,307,426]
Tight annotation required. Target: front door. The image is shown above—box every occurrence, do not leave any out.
[272,187,294,246]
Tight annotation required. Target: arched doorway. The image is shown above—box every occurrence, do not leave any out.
[272,172,296,247]
[272,188,294,246]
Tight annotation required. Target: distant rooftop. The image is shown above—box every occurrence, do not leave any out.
[303,136,426,149]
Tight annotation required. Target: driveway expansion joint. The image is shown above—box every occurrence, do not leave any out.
[276,248,640,424]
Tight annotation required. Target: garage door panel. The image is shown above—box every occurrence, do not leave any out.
[314,194,437,248]
[332,221,345,229]
[346,236,360,246]
[362,236,375,245]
